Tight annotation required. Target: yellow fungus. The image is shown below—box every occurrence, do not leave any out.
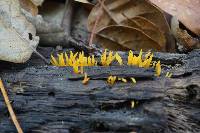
[101,49,107,66]
[115,52,123,65]
[50,50,163,83]
[168,73,172,78]
[107,76,117,85]
[121,78,127,83]
[138,49,143,67]
[58,53,65,66]
[82,73,90,85]
[72,61,80,74]
[50,54,58,66]
[65,52,69,66]
[131,101,135,108]
[155,61,161,76]
[128,50,134,65]
[131,78,136,84]
[166,72,172,78]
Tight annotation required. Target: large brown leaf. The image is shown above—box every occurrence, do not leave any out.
[149,0,200,35]
[88,0,172,52]
[120,16,166,48]
[88,0,170,33]
[96,25,163,51]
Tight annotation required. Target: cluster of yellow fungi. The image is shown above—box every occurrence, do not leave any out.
[107,76,136,85]
[50,49,172,85]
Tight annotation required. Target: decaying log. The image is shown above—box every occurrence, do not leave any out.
[0,48,199,132]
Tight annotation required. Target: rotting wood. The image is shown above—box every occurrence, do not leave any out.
[0,48,199,132]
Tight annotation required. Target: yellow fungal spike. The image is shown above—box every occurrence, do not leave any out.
[128,50,133,65]
[50,54,58,66]
[115,52,123,65]
[131,78,136,84]
[73,52,78,60]
[78,52,83,65]
[91,55,96,66]
[65,52,69,66]
[121,78,127,83]
[168,73,172,78]
[70,51,73,59]
[138,49,143,67]
[142,53,153,68]
[118,77,122,81]
[131,101,135,108]
[155,61,161,76]
[165,72,169,77]
[166,72,172,78]
[101,49,107,66]
[73,61,79,74]
[82,73,90,85]
[107,76,117,85]
[106,51,114,66]
[131,55,138,66]
[58,53,65,66]
[83,57,87,66]
[73,66,79,74]
[87,56,92,66]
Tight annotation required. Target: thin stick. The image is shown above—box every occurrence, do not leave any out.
[0,79,23,133]
[88,0,106,46]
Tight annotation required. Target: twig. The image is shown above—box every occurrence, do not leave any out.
[88,0,106,47]
[0,79,23,133]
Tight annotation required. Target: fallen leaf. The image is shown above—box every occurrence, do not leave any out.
[19,0,38,16]
[88,0,172,52]
[96,25,163,51]
[171,17,200,50]
[0,0,39,63]
[120,16,166,48]
[149,0,200,35]
[88,0,170,33]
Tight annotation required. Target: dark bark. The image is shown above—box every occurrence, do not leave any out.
[0,48,199,133]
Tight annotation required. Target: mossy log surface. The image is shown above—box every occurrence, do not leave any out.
[0,48,199,133]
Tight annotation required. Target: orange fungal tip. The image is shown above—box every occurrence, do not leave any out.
[82,73,90,85]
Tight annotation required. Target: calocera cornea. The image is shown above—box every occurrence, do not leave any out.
[50,49,165,85]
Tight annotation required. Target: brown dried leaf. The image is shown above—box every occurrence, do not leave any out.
[120,16,166,48]
[171,17,200,50]
[88,0,172,52]
[88,0,170,33]
[149,0,200,35]
[96,25,163,51]
[19,0,38,16]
